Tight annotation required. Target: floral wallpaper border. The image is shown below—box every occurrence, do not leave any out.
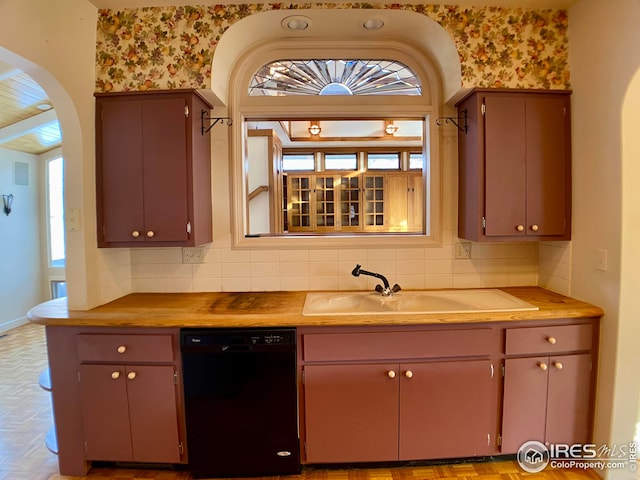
[95,4,570,94]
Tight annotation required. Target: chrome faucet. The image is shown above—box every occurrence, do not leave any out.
[351,264,401,296]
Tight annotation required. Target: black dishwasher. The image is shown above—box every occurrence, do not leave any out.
[180,328,300,479]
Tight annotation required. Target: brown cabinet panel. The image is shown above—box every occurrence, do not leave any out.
[99,100,145,244]
[78,364,181,463]
[76,334,174,363]
[126,365,181,463]
[399,360,493,460]
[303,363,399,463]
[303,328,493,362]
[505,324,593,356]
[501,353,592,453]
[501,357,549,453]
[545,353,592,445]
[78,364,134,461]
[484,95,527,237]
[96,90,212,247]
[457,89,571,242]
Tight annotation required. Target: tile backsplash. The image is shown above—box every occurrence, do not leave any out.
[94,231,570,305]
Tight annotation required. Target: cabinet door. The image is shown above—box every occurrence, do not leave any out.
[304,363,399,463]
[545,354,592,445]
[501,357,549,453]
[141,97,189,243]
[78,364,134,461]
[98,99,145,244]
[484,95,527,237]
[125,365,181,463]
[525,95,570,236]
[399,360,494,460]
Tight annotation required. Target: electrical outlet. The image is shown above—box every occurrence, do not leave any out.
[182,247,205,264]
[455,242,472,259]
[596,249,608,272]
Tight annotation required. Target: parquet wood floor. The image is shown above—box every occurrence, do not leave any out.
[1,323,603,480]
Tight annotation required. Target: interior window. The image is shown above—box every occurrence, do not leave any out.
[47,156,65,267]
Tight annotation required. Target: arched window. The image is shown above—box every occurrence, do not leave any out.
[228,40,442,250]
[249,59,422,96]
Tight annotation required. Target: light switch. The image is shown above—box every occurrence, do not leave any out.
[67,208,81,232]
[596,249,608,272]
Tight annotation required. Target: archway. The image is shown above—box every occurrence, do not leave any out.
[620,65,640,452]
[210,9,462,106]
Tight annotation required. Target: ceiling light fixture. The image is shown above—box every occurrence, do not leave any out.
[36,103,52,111]
[282,15,312,31]
[362,18,385,30]
[308,121,321,136]
[384,121,398,136]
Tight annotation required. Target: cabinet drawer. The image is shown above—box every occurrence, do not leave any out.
[77,334,174,363]
[303,329,494,362]
[505,324,592,355]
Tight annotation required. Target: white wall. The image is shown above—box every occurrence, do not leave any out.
[568,0,640,478]
[0,149,44,331]
[0,0,100,310]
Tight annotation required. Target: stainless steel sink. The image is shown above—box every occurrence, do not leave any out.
[302,289,539,316]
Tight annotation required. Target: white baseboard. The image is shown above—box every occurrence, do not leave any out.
[0,316,29,335]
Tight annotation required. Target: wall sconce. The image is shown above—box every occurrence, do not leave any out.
[3,194,13,216]
[308,121,322,136]
[384,121,398,136]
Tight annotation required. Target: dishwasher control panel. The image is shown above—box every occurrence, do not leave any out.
[181,328,295,349]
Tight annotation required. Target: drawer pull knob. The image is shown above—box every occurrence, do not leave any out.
[516,225,525,232]
[547,336,557,345]
[386,370,396,379]
[404,370,413,379]
[530,224,540,232]
[553,362,564,370]
[117,345,127,354]
[146,230,155,238]
[538,362,548,371]
[127,372,137,380]
[131,230,140,238]
[111,371,120,380]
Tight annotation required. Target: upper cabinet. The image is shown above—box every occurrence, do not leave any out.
[456,89,572,242]
[95,90,213,248]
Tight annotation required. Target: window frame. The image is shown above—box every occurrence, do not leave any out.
[228,40,443,249]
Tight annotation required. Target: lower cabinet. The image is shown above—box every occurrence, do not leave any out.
[78,364,181,462]
[301,327,499,464]
[500,324,595,453]
[501,353,592,453]
[44,327,186,476]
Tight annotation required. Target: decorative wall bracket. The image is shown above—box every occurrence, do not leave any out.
[435,109,468,133]
[201,109,233,135]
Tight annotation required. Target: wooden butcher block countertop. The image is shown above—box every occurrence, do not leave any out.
[28,287,604,328]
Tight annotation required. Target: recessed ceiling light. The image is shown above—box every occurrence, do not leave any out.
[281,15,312,31]
[362,18,385,30]
[36,103,52,111]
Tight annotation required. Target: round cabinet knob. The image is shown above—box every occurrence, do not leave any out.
[146,230,155,238]
[538,362,548,371]
[516,225,525,232]
[553,362,564,370]
[111,371,120,380]
[117,345,127,354]
[387,370,396,379]
[547,336,557,345]
[530,224,540,232]
[404,370,413,379]
[127,371,137,380]
[131,230,140,238]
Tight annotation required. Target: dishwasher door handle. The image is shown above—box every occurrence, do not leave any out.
[221,344,253,352]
